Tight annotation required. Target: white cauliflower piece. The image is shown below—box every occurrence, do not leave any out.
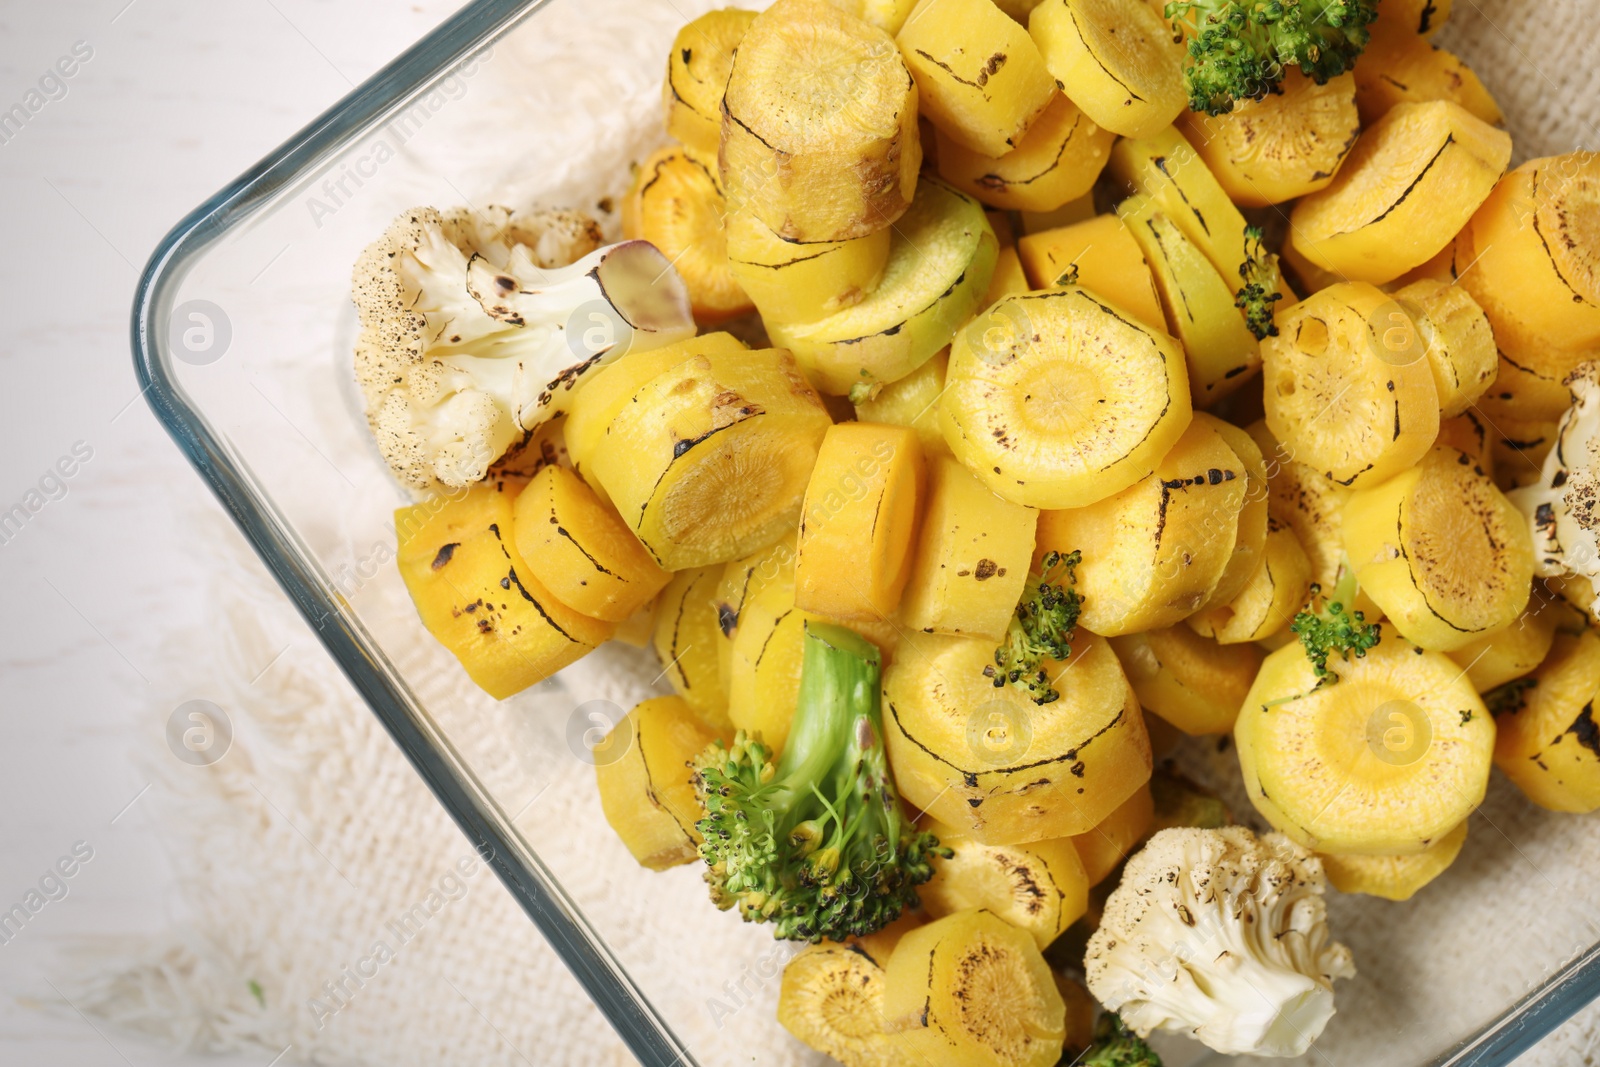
[351,205,694,492]
[1510,362,1600,614]
[1086,826,1355,1058]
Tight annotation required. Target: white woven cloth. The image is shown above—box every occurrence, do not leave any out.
[58,511,645,1067]
[55,0,1600,1065]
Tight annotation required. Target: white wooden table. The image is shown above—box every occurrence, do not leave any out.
[0,2,597,1063]
[0,1,1592,1064]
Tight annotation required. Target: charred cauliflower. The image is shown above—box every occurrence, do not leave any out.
[1086,826,1354,1058]
[1511,362,1600,614]
[351,205,695,492]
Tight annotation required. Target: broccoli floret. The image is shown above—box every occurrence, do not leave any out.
[1079,1012,1164,1067]
[693,622,947,942]
[1236,226,1283,340]
[1289,563,1380,688]
[1165,0,1379,116]
[1485,677,1538,717]
[987,550,1083,704]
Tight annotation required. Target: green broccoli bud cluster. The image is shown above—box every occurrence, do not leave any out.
[987,549,1084,705]
[1484,676,1538,718]
[1165,0,1379,116]
[693,622,947,942]
[1289,563,1381,688]
[1077,1012,1164,1067]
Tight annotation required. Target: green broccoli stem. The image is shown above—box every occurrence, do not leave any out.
[779,624,897,877]
[1318,562,1359,622]
[695,622,945,942]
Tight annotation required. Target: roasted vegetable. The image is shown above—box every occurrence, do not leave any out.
[885,630,1152,844]
[1109,127,1288,339]
[916,818,1090,948]
[394,483,613,698]
[1456,153,1600,375]
[1014,215,1166,333]
[1352,20,1500,126]
[622,147,751,322]
[852,349,950,458]
[1237,627,1495,854]
[1177,69,1360,207]
[1118,196,1261,404]
[936,93,1116,213]
[1262,281,1440,489]
[1318,820,1468,901]
[1030,0,1187,139]
[1246,419,1361,603]
[767,177,997,394]
[1511,363,1600,603]
[1289,100,1511,285]
[653,567,732,730]
[1492,630,1600,813]
[1201,414,1271,607]
[512,464,671,623]
[776,916,920,1066]
[1111,625,1263,735]
[588,346,831,570]
[1032,415,1248,637]
[883,909,1067,1067]
[1343,445,1534,652]
[694,623,945,941]
[1085,827,1355,1056]
[723,541,809,753]
[794,422,926,622]
[720,0,920,241]
[1188,518,1313,645]
[562,331,748,491]
[1068,783,1154,885]
[663,9,757,155]
[1284,566,1380,690]
[725,209,890,325]
[897,0,1059,156]
[941,287,1193,510]
[989,550,1084,704]
[352,207,693,491]
[1164,0,1377,116]
[900,456,1039,641]
[595,696,721,870]
[1393,279,1498,418]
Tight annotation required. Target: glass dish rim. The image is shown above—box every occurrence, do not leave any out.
[126,2,1600,1063]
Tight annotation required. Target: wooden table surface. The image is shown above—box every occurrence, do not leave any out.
[0,3,560,1063]
[0,1,1593,1065]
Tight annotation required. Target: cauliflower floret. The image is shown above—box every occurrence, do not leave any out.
[351,205,693,493]
[1510,362,1600,614]
[1086,826,1355,1058]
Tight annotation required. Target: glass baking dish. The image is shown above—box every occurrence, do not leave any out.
[130,1,1600,1064]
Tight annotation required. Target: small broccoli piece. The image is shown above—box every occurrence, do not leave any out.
[987,550,1083,704]
[693,622,947,942]
[1236,226,1283,340]
[1289,563,1380,688]
[1079,1013,1164,1067]
[1485,677,1539,717]
[1165,0,1379,116]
